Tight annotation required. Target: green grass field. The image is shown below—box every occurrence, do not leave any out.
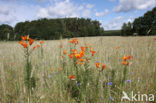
[104,30,121,36]
[0,36,156,103]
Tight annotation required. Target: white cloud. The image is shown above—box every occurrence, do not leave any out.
[95,9,109,17]
[0,6,9,15]
[0,0,94,26]
[114,0,156,12]
[0,15,14,24]
[36,1,94,18]
[48,1,80,17]
[37,0,46,2]
[102,16,135,30]
[82,9,91,17]
[114,16,124,20]
[65,0,70,2]
[127,19,132,22]
[36,7,50,18]
[0,2,37,26]
[109,0,116,2]
[78,6,84,11]
[86,4,94,9]
[0,4,15,25]
[126,16,134,23]
[102,16,124,30]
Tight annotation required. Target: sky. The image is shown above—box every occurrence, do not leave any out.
[0,0,156,30]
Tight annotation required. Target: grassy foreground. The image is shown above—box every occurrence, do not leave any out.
[0,36,156,103]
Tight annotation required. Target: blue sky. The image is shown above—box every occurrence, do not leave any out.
[0,0,155,30]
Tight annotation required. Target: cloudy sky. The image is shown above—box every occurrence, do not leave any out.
[0,0,156,30]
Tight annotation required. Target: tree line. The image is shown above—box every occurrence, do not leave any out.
[0,18,105,40]
[121,7,156,36]
[0,7,155,40]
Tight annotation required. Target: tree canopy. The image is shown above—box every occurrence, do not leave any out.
[1,7,156,40]
[121,7,156,36]
[4,17,104,40]
[0,24,14,40]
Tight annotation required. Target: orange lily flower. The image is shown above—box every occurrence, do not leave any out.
[36,44,40,48]
[73,38,78,42]
[79,51,84,57]
[68,54,73,59]
[80,59,84,62]
[60,67,63,71]
[69,75,75,80]
[72,49,77,54]
[22,43,28,48]
[40,40,44,44]
[69,40,73,43]
[80,62,83,65]
[63,50,67,55]
[102,64,106,70]
[69,38,79,45]
[127,56,133,60]
[96,62,100,68]
[21,35,28,40]
[21,36,25,40]
[122,61,129,66]
[29,38,34,45]
[116,46,120,49]
[122,56,128,61]
[32,46,36,50]
[81,47,85,51]
[91,51,96,56]
[50,68,54,71]
[19,41,23,45]
[75,53,81,59]
[73,38,78,45]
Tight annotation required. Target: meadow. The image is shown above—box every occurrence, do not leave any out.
[0,36,156,103]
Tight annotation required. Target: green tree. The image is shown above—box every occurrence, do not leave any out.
[121,23,127,36]
[0,24,14,40]
[13,17,104,40]
[132,7,156,35]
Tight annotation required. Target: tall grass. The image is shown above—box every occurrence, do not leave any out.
[0,36,156,103]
